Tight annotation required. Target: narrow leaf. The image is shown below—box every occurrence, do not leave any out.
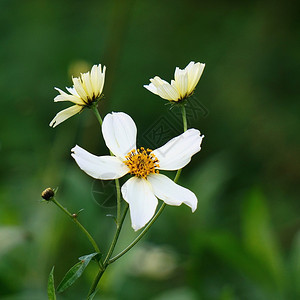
[57,253,98,293]
[242,188,284,288]
[87,289,98,300]
[47,266,56,300]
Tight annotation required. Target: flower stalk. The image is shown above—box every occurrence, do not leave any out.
[181,104,188,132]
[91,105,103,126]
[50,197,103,270]
[108,202,166,264]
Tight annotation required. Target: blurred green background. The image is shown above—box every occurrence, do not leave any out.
[0,0,299,299]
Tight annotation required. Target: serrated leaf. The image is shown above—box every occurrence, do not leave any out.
[47,266,56,300]
[57,253,98,293]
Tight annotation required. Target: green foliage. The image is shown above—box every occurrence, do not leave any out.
[87,290,98,300]
[241,189,284,290]
[47,266,56,300]
[57,253,98,293]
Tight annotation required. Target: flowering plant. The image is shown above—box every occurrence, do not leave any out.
[43,61,205,299]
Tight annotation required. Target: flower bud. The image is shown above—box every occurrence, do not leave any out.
[41,188,55,201]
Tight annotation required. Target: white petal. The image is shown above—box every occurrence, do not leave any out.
[144,76,179,101]
[71,145,129,179]
[54,87,84,105]
[152,129,204,170]
[121,177,158,231]
[102,112,137,159]
[151,76,169,86]
[72,77,88,102]
[144,82,158,95]
[147,173,197,212]
[49,105,83,128]
[81,71,93,99]
[187,62,205,94]
[174,67,188,97]
[157,83,180,100]
[98,65,106,95]
[91,65,99,93]
[150,77,179,100]
[66,86,79,97]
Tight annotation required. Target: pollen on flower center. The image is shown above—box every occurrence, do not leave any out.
[124,147,160,179]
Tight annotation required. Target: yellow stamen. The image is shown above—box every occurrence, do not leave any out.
[124,147,160,179]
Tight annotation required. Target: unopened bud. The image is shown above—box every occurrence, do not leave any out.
[41,188,55,201]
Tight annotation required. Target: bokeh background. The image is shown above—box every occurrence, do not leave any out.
[0,0,299,299]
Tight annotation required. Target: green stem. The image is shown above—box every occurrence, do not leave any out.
[87,268,105,297]
[89,106,128,283]
[51,198,103,269]
[91,105,103,126]
[87,204,129,296]
[107,163,183,265]
[103,204,129,265]
[174,169,182,183]
[109,202,166,264]
[108,166,182,265]
[181,104,187,132]
[115,178,121,224]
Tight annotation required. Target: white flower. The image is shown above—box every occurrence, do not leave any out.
[71,112,204,231]
[50,64,106,128]
[144,61,205,102]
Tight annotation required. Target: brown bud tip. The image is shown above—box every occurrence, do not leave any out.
[41,188,55,201]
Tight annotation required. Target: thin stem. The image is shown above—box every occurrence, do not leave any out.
[109,202,166,264]
[108,166,182,265]
[174,168,182,183]
[51,198,103,266]
[107,163,183,265]
[87,269,105,297]
[87,204,129,296]
[89,106,128,276]
[91,105,103,126]
[115,178,121,224]
[181,104,187,132]
[103,204,129,265]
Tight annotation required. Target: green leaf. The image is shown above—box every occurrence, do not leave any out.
[241,188,284,289]
[57,253,98,293]
[290,231,300,296]
[47,266,56,300]
[87,289,98,300]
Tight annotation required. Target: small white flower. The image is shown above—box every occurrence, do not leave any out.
[144,61,205,102]
[50,64,106,128]
[71,112,204,231]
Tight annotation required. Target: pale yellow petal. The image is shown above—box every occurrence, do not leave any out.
[90,65,99,94]
[54,88,85,105]
[49,105,83,128]
[81,72,94,99]
[98,65,106,95]
[72,77,88,102]
[174,68,188,98]
[187,62,205,94]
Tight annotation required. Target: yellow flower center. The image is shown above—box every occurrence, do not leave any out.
[124,147,160,179]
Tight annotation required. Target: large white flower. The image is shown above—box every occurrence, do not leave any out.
[71,112,204,231]
[144,61,205,102]
[50,64,106,128]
